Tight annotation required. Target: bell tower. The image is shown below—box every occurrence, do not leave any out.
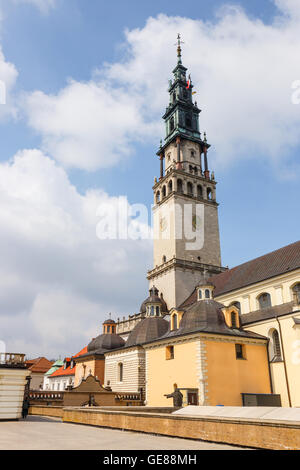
[147,35,226,309]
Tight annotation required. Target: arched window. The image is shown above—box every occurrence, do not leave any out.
[207,188,212,200]
[258,293,272,309]
[185,114,192,128]
[156,306,160,316]
[172,314,178,330]
[156,191,160,204]
[162,186,166,198]
[170,116,175,132]
[150,306,155,316]
[172,92,176,103]
[162,255,167,263]
[187,182,193,196]
[272,330,282,359]
[292,283,300,304]
[118,363,123,382]
[231,312,238,328]
[177,179,183,193]
[205,289,210,299]
[168,180,173,194]
[197,185,203,199]
[198,289,202,300]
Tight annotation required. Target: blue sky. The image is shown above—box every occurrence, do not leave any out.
[0,0,299,357]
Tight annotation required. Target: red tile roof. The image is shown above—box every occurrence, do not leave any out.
[50,347,87,377]
[180,240,300,308]
[25,357,53,374]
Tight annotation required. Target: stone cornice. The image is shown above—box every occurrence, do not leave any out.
[147,258,226,280]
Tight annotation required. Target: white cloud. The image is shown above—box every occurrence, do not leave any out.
[23,1,300,176]
[0,47,18,119]
[0,149,152,357]
[12,0,57,14]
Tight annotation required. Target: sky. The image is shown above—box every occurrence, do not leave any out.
[0,0,299,358]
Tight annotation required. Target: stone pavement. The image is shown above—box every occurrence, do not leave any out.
[0,416,245,450]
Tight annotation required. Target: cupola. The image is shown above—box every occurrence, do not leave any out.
[140,286,168,317]
[196,279,215,301]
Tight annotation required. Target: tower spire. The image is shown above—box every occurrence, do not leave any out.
[176,33,184,64]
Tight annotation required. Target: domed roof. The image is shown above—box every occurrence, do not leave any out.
[162,299,265,340]
[126,316,169,347]
[103,318,115,325]
[140,286,168,313]
[87,333,125,354]
[178,299,226,334]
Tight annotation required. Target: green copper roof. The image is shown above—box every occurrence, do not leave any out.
[45,359,64,376]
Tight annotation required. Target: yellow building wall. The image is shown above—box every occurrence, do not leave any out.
[146,340,199,407]
[245,315,300,407]
[205,340,271,406]
[74,359,105,388]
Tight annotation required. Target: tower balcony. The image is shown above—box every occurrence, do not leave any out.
[0,353,26,368]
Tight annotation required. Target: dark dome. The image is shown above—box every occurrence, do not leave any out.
[103,318,115,325]
[140,286,168,313]
[178,299,226,334]
[87,333,125,354]
[126,317,169,347]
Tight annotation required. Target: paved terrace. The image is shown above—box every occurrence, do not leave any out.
[0,416,242,450]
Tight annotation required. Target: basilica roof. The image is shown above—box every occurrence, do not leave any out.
[180,240,300,307]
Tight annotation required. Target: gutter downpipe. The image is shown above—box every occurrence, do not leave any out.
[275,315,292,407]
[266,340,274,394]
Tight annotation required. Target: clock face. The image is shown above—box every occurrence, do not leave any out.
[160,217,167,232]
[192,215,201,231]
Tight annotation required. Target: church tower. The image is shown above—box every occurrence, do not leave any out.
[147,35,226,309]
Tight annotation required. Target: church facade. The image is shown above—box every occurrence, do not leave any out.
[75,37,300,408]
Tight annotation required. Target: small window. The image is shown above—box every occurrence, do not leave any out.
[292,283,300,304]
[205,289,210,299]
[156,306,160,316]
[185,114,192,128]
[272,330,282,359]
[118,363,123,382]
[187,182,193,196]
[231,312,237,328]
[235,344,245,360]
[162,255,167,263]
[198,290,202,300]
[170,116,175,132]
[166,345,174,360]
[107,325,110,333]
[191,150,195,158]
[258,293,272,309]
[150,306,155,316]
[172,314,178,330]
[177,179,183,193]
[197,185,203,199]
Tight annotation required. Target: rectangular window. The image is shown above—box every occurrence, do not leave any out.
[166,345,174,360]
[235,344,245,360]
